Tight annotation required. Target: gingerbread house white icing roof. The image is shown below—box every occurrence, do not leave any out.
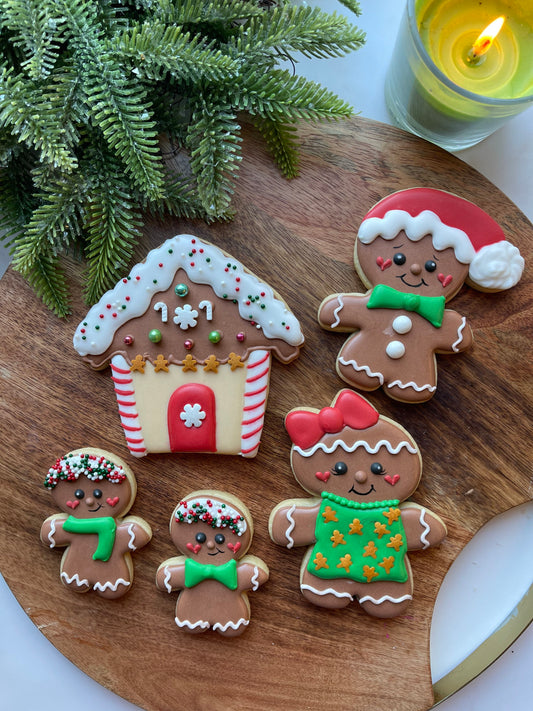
[73,234,305,357]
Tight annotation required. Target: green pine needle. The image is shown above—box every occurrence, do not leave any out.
[0,0,364,315]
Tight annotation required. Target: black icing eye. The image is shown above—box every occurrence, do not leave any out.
[332,461,348,476]
[214,533,225,544]
[425,260,437,272]
[74,489,85,500]
[393,252,406,265]
[370,462,385,475]
[93,489,103,499]
[195,532,207,543]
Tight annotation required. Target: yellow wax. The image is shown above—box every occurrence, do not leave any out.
[417,0,533,98]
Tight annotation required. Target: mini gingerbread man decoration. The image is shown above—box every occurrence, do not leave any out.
[40,448,152,599]
[156,490,269,636]
[318,188,524,403]
[269,390,447,618]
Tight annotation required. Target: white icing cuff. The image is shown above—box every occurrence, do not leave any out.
[301,584,353,600]
[175,617,210,630]
[358,593,413,605]
[212,618,249,632]
[94,579,130,592]
[285,504,296,549]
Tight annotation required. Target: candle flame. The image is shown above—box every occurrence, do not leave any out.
[471,17,505,59]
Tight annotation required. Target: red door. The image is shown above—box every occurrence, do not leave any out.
[167,383,217,452]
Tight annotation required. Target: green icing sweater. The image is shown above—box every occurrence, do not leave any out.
[308,493,408,584]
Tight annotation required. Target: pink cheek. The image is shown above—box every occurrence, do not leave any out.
[438,273,453,288]
[227,542,241,554]
[186,543,201,554]
[384,474,400,486]
[376,256,392,271]
[315,471,330,483]
[65,500,80,510]
[106,496,119,507]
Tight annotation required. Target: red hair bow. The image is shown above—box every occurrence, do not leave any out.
[285,390,379,450]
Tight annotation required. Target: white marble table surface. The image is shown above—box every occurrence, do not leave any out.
[1,2,531,709]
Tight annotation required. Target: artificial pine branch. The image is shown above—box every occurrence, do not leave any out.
[0,0,365,316]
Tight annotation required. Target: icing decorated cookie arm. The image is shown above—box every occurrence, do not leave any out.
[156,557,186,593]
[116,516,153,552]
[317,293,370,332]
[237,556,270,591]
[269,499,321,549]
[400,504,447,550]
[434,310,473,353]
[40,514,72,549]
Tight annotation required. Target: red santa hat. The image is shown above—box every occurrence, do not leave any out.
[357,188,524,291]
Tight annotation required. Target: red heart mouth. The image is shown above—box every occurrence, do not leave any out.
[315,471,331,483]
[227,542,241,554]
[438,273,453,288]
[377,257,392,271]
[66,500,79,509]
[186,543,201,554]
[384,474,400,486]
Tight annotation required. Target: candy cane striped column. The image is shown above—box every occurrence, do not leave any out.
[110,355,147,457]
[240,349,271,457]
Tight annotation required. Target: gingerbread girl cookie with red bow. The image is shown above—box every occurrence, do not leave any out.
[156,491,269,636]
[318,188,524,403]
[40,448,152,599]
[269,390,447,618]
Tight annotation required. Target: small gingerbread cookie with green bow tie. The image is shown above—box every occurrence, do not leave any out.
[318,188,524,403]
[156,491,269,636]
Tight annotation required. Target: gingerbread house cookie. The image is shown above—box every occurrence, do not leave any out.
[73,235,304,457]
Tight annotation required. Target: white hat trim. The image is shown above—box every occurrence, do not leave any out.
[358,210,476,264]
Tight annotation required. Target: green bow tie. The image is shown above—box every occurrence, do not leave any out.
[184,558,238,590]
[63,515,117,562]
[367,284,445,328]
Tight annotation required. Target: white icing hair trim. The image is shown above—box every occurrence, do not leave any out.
[358,210,476,264]
[468,241,524,290]
[74,234,304,356]
[293,439,418,458]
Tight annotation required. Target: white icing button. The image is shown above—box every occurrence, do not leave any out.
[392,315,412,334]
[386,340,406,359]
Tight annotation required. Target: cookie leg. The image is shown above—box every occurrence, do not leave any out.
[355,559,414,619]
[385,380,435,404]
[337,355,383,392]
[94,578,131,600]
[60,571,90,593]
[300,552,354,609]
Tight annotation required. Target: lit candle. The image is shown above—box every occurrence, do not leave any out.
[385,0,533,150]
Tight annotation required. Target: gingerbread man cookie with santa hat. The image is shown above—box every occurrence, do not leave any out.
[318,188,524,403]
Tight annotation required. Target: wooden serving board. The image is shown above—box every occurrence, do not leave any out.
[0,117,531,711]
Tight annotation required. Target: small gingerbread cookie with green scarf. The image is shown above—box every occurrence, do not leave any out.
[40,447,152,599]
[156,491,269,636]
[269,390,446,618]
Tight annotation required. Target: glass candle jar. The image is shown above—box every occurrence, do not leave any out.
[385,0,533,151]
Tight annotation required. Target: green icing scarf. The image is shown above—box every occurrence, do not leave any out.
[367,284,445,328]
[63,515,117,562]
[184,558,238,590]
[308,493,408,584]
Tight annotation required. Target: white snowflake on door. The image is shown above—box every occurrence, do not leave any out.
[173,304,198,329]
[179,403,206,428]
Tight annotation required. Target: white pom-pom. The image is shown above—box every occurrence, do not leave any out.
[468,241,524,291]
